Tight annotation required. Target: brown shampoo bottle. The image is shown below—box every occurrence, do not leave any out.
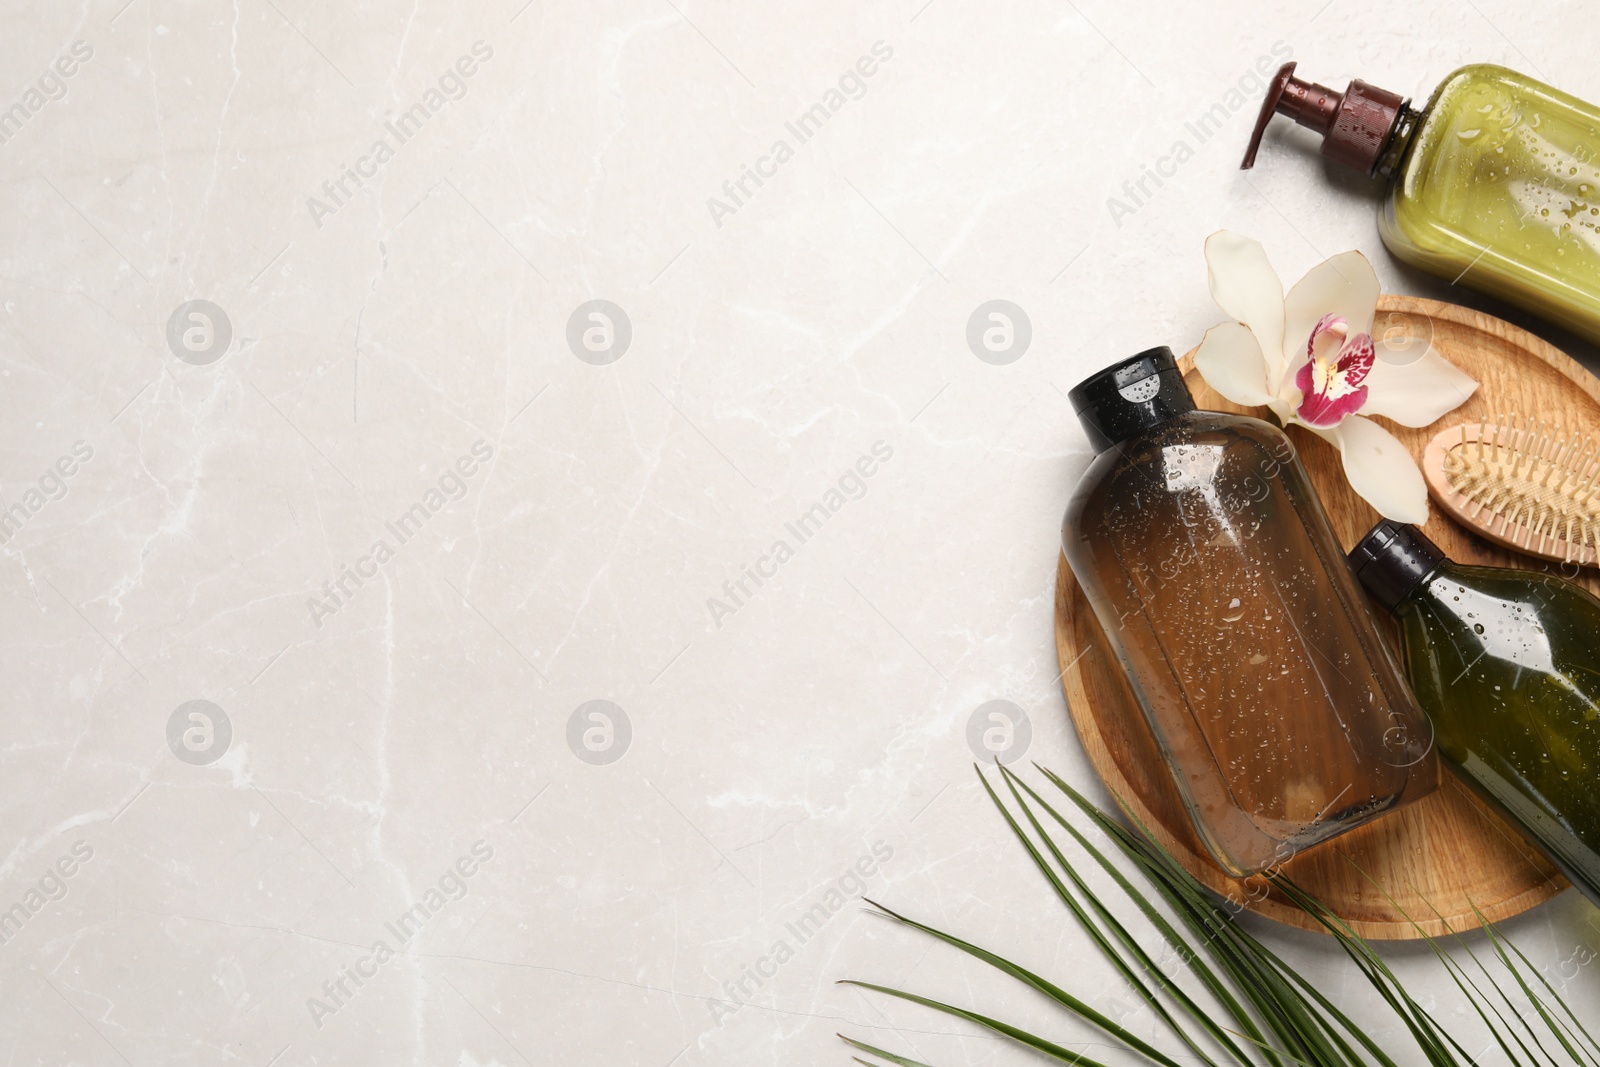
[1062,348,1437,876]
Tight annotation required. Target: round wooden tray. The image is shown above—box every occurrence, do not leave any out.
[1055,295,1600,938]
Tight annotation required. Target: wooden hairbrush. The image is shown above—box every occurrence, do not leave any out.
[1423,414,1600,567]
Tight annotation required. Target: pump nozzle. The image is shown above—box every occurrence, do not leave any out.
[1241,61,1408,176]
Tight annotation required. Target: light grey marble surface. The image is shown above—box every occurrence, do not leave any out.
[3,1,1600,1064]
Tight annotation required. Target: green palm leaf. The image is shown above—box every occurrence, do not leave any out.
[842,763,1589,1067]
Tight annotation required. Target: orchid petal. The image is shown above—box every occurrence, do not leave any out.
[1204,231,1285,386]
[1294,330,1376,426]
[1373,332,1431,365]
[1284,251,1380,361]
[1294,371,1368,427]
[1327,414,1431,523]
[1306,313,1348,363]
[1361,343,1479,427]
[1193,322,1274,407]
[1336,332,1376,387]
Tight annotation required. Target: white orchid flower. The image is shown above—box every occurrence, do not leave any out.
[1194,231,1479,523]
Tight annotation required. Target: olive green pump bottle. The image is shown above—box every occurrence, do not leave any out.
[1245,62,1600,345]
[1350,521,1600,906]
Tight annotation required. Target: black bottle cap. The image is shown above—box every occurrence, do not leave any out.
[1068,347,1196,452]
[1347,520,1446,613]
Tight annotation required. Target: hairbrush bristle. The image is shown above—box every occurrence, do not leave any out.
[1435,413,1600,565]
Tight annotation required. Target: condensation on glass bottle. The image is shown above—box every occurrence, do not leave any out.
[1350,520,1600,907]
[1245,62,1600,344]
[1062,347,1437,877]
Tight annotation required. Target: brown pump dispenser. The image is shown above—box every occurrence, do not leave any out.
[1241,61,1408,174]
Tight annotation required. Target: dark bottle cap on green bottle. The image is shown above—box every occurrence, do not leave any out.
[1068,347,1196,452]
[1240,61,1407,175]
[1348,520,1446,613]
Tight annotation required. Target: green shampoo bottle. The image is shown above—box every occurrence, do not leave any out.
[1245,62,1600,345]
[1350,520,1600,906]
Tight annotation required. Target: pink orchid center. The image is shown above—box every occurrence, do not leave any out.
[1294,313,1375,427]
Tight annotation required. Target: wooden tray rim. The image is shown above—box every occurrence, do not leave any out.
[1054,294,1594,938]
